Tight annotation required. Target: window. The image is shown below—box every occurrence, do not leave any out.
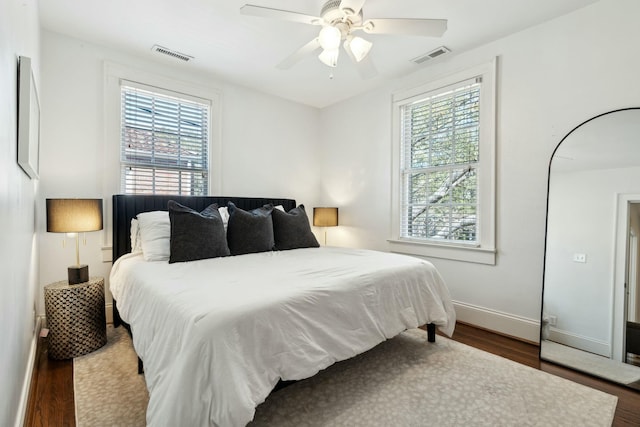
[401,78,480,243]
[120,82,210,195]
[390,60,496,264]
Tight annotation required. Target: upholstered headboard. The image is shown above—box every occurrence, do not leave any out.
[112,194,297,263]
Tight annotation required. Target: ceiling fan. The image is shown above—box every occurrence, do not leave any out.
[240,0,447,79]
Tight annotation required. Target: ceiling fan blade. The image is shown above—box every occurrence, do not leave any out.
[240,4,322,26]
[277,38,322,69]
[339,0,367,16]
[363,18,447,37]
[344,43,377,79]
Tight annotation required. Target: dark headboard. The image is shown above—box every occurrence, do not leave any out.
[112,194,297,263]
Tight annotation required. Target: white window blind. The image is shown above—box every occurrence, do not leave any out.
[400,78,481,244]
[120,83,210,195]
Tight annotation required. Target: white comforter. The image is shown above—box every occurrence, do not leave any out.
[110,247,456,427]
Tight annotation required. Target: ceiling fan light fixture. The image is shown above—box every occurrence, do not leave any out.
[318,48,339,67]
[318,25,342,50]
[345,36,372,62]
[238,1,448,79]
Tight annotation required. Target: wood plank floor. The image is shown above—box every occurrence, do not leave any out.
[24,322,640,426]
[25,333,75,427]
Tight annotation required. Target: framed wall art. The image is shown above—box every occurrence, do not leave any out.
[17,55,40,179]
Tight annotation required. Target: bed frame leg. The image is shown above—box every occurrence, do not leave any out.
[113,299,122,328]
[427,323,436,343]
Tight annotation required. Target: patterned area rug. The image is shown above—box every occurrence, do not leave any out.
[74,326,617,427]
[74,326,147,426]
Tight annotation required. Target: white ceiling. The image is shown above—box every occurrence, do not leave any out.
[39,0,598,108]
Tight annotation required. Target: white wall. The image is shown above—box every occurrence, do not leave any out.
[38,31,321,316]
[319,0,640,341]
[545,166,640,355]
[0,1,41,426]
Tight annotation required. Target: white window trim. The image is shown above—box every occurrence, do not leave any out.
[389,59,497,265]
[101,62,222,251]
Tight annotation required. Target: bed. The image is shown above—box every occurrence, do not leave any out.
[109,194,456,427]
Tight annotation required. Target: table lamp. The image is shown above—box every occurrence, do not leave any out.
[46,198,103,284]
[313,207,338,246]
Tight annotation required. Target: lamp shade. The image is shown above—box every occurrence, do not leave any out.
[46,199,103,233]
[318,49,339,68]
[313,207,338,227]
[345,36,372,62]
[318,26,341,50]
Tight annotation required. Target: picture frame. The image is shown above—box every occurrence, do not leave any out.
[17,55,40,179]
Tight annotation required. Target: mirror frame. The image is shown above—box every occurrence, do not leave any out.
[540,107,640,376]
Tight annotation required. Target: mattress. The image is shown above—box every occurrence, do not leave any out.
[109,246,456,426]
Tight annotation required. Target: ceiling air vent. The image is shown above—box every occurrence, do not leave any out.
[151,45,194,62]
[411,46,451,65]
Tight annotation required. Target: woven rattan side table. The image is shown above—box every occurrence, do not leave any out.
[44,276,107,360]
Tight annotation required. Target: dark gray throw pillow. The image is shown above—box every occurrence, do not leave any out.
[272,204,320,250]
[168,200,230,263]
[226,202,275,255]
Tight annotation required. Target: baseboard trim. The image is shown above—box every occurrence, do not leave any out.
[548,328,610,357]
[453,300,540,343]
[15,316,42,427]
[106,302,113,324]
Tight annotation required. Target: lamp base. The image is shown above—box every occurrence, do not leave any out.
[68,265,89,285]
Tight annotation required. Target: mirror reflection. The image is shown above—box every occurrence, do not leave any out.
[541,108,640,390]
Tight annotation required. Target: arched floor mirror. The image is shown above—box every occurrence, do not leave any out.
[541,107,640,390]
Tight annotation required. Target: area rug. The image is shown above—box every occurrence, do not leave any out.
[74,326,617,427]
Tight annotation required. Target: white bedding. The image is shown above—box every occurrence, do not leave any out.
[110,246,456,427]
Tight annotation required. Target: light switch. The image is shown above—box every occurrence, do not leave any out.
[572,253,587,263]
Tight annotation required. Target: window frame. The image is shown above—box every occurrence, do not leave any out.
[389,59,497,265]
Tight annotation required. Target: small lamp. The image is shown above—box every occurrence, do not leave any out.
[313,207,338,246]
[46,198,103,285]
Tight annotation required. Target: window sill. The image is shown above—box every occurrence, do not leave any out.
[387,239,496,265]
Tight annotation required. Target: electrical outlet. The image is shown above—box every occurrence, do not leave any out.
[548,315,557,326]
[572,253,587,263]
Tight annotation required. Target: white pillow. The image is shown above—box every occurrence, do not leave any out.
[275,205,285,212]
[218,206,229,232]
[130,218,142,253]
[137,211,170,261]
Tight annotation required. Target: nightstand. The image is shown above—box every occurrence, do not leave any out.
[44,276,107,360]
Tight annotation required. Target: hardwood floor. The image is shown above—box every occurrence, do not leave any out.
[24,322,640,426]
[25,334,74,427]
